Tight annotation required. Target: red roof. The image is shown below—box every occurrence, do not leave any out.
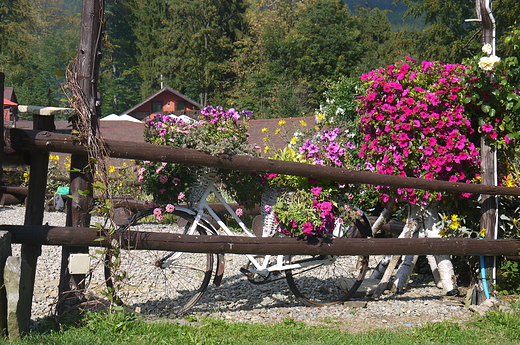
[3,98,17,106]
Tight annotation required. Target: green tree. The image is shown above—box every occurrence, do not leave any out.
[131,0,247,106]
[230,0,363,118]
[351,7,414,75]
[0,0,80,109]
[396,0,520,62]
[99,0,142,116]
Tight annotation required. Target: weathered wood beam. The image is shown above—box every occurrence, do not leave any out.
[7,129,520,197]
[2,225,520,256]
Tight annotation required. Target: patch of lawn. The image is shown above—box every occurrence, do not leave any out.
[6,305,520,345]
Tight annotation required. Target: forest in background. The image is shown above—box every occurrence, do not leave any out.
[0,0,519,119]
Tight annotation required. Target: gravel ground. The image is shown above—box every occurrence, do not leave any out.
[0,205,479,332]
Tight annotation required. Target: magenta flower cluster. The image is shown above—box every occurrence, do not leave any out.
[299,128,354,167]
[358,57,481,203]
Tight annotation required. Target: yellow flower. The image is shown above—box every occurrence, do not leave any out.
[123,162,127,167]
[442,215,448,221]
[261,127,269,133]
[263,137,269,142]
[479,228,487,238]
[450,214,459,222]
[316,113,325,121]
[504,175,515,187]
[108,166,116,173]
[290,137,298,144]
[263,146,270,154]
[49,155,60,160]
[449,221,460,230]
[299,120,307,126]
[439,228,447,237]
[275,129,281,135]
[278,120,286,126]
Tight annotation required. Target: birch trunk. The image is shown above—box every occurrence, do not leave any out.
[391,203,423,292]
[371,204,420,298]
[392,201,457,293]
[368,200,397,280]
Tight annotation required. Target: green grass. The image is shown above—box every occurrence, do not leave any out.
[4,306,520,345]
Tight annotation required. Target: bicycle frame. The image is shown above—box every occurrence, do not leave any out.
[159,182,336,277]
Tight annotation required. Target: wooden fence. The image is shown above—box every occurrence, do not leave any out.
[2,126,520,337]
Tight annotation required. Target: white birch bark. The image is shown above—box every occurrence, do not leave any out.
[368,200,397,280]
[424,201,457,292]
[391,201,457,293]
[391,203,423,292]
[371,204,420,298]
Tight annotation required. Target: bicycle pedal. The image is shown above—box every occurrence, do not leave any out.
[239,267,254,278]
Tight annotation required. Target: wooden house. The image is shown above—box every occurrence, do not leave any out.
[121,86,202,121]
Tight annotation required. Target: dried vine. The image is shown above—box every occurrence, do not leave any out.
[62,58,112,206]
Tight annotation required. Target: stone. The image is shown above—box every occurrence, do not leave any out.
[4,256,32,339]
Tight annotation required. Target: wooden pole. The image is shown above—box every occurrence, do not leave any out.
[19,115,54,334]
[8,129,520,197]
[58,0,104,315]
[2,225,520,257]
[478,0,497,303]
[0,73,4,187]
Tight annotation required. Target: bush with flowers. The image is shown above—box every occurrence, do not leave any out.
[262,120,367,238]
[357,31,520,205]
[357,57,483,204]
[140,106,262,220]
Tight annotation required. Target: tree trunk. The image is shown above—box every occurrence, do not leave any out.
[391,201,457,293]
[371,203,420,298]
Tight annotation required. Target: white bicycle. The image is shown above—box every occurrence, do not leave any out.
[104,174,372,315]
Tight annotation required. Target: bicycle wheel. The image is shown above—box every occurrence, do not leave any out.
[105,208,214,316]
[286,208,372,306]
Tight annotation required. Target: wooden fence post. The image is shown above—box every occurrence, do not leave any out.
[1,72,4,186]
[478,0,497,303]
[0,231,11,336]
[58,0,104,316]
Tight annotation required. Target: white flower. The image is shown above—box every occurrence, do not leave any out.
[482,43,492,55]
[478,55,501,71]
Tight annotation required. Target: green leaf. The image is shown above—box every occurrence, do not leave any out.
[78,189,90,196]
[481,104,491,113]
[92,181,106,190]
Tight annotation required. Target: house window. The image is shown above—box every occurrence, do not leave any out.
[151,101,163,113]
[175,101,186,111]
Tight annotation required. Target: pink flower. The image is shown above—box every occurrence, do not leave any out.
[235,208,243,217]
[153,207,162,216]
[165,204,175,213]
[178,192,185,201]
[311,187,322,197]
[482,123,493,132]
[302,222,314,234]
[264,205,272,213]
[159,175,168,183]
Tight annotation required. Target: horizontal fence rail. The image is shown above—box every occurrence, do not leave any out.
[2,225,520,256]
[6,128,520,196]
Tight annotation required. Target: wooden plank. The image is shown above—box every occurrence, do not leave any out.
[2,224,520,256]
[8,129,520,197]
[17,106,76,117]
